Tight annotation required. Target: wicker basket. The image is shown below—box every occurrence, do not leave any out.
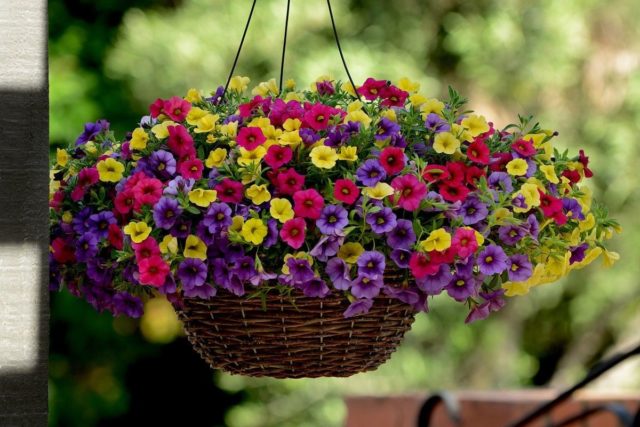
[176,271,416,378]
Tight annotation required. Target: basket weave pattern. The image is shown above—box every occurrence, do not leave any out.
[176,273,415,378]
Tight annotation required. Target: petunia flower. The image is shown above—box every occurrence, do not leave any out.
[356,159,387,187]
[316,204,348,235]
[236,126,266,151]
[390,174,427,211]
[506,254,533,282]
[356,250,386,279]
[293,189,325,220]
[366,207,397,234]
[379,146,406,175]
[264,145,292,169]
[280,218,306,249]
[275,168,305,196]
[215,178,244,204]
[351,275,383,299]
[477,245,508,275]
[138,255,170,287]
[333,179,359,204]
[167,125,195,157]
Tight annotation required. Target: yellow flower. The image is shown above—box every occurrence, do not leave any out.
[283,118,302,132]
[230,215,244,232]
[205,148,227,168]
[419,228,452,252]
[285,79,296,90]
[284,92,302,102]
[539,141,554,161]
[540,164,559,184]
[84,141,97,154]
[220,121,238,138]
[151,120,176,139]
[503,263,546,296]
[381,109,397,122]
[461,114,489,137]
[506,158,528,176]
[96,158,125,182]
[124,221,152,244]
[338,242,365,263]
[237,146,267,166]
[184,235,207,260]
[310,146,338,169]
[397,77,420,93]
[523,133,546,148]
[409,94,428,107]
[344,110,371,128]
[245,184,271,205]
[185,88,202,103]
[278,130,302,147]
[61,211,73,223]
[270,198,294,223]
[252,78,279,97]
[450,123,473,142]
[363,182,394,199]
[241,218,268,245]
[519,183,541,208]
[341,81,357,97]
[602,249,620,268]
[194,114,219,134]
[493,207,512,225]
[570,247,602,270]
[433,132,460,155]
[159,235,178,254]
[129,128,149,150]
[186,107,208,126]
[579,213,596,232]
[337,146,358,162]
[188,189,217,207]
[56,148,69,167]
[347,100,363,112]
[575,185,592,212]
[229,75,250,93]
[420,98,445,115]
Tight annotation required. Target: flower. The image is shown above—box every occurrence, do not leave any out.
[274,168,305,195]
[343,299,374,318]
[477,244,508,275]
[206,148,228,169]
[325,257,352,290]
[245,184,271,205]
[167,125,195,157]
[87,211,116,239]
[466,140,490,164]
[362,182,394,200]
[264,145,292,169]
[178,158,204,180]
[419,228,452,252]
[241,218,268,245]
[498,224,526,246]
[299,278,331,298]
[409,252,440,279]
[357,250,386,278]
[356,159,387,187]
[188,188,217,208]
[96,158,124,183]
[351,275,383,299]
[76,233,99,262]
[337,146,358,161]
[506,158,528,176]
[511,139,537,157]
[138,255,170,287]
[376,118,401,141]
[304,104,335,131]
[280,218,306,249]
[149,150,177,179]
[293,189,325,220]
[153,197,183,229]
[184,234,207,260]
[391,174,427,211]
[507,254,533,282]
[366,207,397,234]
[386,219,416,249]
[445,273,477,301]
[124,221,152,243]
[451,227,479,259]
[203,202,232,233]
[133,177,163,210]
[357,78,388,100]
[433,132,460,154]
[459,196,488,225]
[338,242,364,263]
[316,204,348,235]
[237,126,266,151]
[310,145,338,169]
[178,258,208,289]
[215,178,244,204]
[129,127,149,150]
[162,96,191,122]
[379,146,406,175]
[334,179,359,204]
[269,198,295,223]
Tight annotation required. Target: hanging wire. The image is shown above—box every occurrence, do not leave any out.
[326,0,360,98]
[278,0,291,93]
[222,0,258,98]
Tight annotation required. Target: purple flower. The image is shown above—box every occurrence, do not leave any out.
[424,113,450,133]
[389,133,407,148]
[512,194,528,210]
[112,292,143,318]
[415,263,452,295]
[526,214,540,240]
[76,233,99,262]
[316,80,335,96]
[488,172,513,193]
[153,197,183,230]
[75,120,106,146]
[300,128,321,145]
[196,221,216,246]
[249,269,278,286]
[184,282,217,299]
[506,254,533,282]
[310,235,343,262]
[316,204,349,235]
[149,150,176,179]
[72,207,94,235]
[344,299,374,318]
[465,303,490,323]
[477,245,508,275]
[366,207,397,234]
[263,219,279,248]
[203,202,232,233]
[356,250,386,278]
[356,159,387,187]
[384,286,420,305]
[164,176,195,197]
[480,289,506,312]
[459,196,488,225]
[390,248,412,268]
[445,273,477,301]
[563,198,585,221]
[178,258,208,289]
[298,277,330,298]
[158,274,177,295]
[351,274,383,299]
[86,259,113,286]
[170,218,192,239]
[88,210,116,240]
[232,256,256,281]
[325,257,352,290]
[286,258,315,284]
[386,220,416,249]
[498,224,526,246]
[569,243,589,264]
[375,117,401,140]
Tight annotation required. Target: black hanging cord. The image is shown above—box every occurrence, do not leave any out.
[279,0,291,93]
[222,0,258,98]
[326,0,360,98]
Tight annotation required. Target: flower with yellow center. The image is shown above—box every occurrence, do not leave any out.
[269,198,294,223]
[539,164,559,184]
[338,242,365,264]
[363,182,394,200]
[151,120,176,139]
[344,110,371,128]
[96,158,125,182]
[237,146,267,166]
[241,218,268,245]
[461,114,489,137]
[419,228,452,252]
[186,107,208,126]
[420,98,445,115]
[310,145,338,169]
[194,114,219,134]
[337,146,358,162]
[433,132,461,155]
[205,148,227,168]
[230,215,244,232]
[245,184,271,205]
[61,211,73,223]
[506,158,528,176]
[129,127,149,150]
[229,76,250,93]
[159,235,178,254]
[220,121,238,138]
[185,88,202,103]
[188,189,217,208]
[184,235,207,260]
[397,77,420,93]
[124,221,152,244]
[56,148,69,167]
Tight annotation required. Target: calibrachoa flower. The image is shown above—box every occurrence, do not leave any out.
[50,76,617,322]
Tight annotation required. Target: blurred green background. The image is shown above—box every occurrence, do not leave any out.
[49,0,639,426]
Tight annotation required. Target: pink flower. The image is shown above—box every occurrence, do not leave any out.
[215,178,244,204]
[467,140,490,164]
[380,85,408,107]
[357,77,388,101]
[238,95,271,118]
[149,98,164,118]
[293,189,325,220]
[280,218,306,249]
[511,139,537,157]
[264,145,293,169]
[108,223,124,250]
[139,255,170,287]
[133,177,163,210]
[167,125,195,157]
[334,179,359,204]
[178,158,204,180]
[163,96,191,122]
[133,237,161,261]
[275,168,305,195]
[379,146,406,175]
[114,189,135,214]
[303,104,335,131]
[390,174,427,211]
[409,252,440,279]
[451,228,478,259]
[236,126,266,151]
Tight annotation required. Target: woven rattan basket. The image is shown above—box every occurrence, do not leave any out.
[176,270,416,378]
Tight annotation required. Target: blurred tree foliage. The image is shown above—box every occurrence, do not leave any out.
[50,0,640,426]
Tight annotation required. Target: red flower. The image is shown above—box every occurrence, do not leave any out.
[51,237,76,264]
[133,177,163,210]
[422,164,450,183]
[446,162,467,183]
[178,158,204,180]
[379,146,406,175]
[357,77,388,101]
[238,95,271,118]
[511,139,537,157]
[163,96,191,122]
[578,149,593,178]
[149,98,164,118]
[167,125,195,157]
[429,247,456,265]
[409,252,440,279]
[334,179,360,205]
[275,168,305,195]
[280,218,307,249]
[115,189,135,214]
[293,189,325,220]
[303,104,334,131]
[390,174,427,211]
[50,190,65,211]
[133,237,161,261]
[466,140,490,164]
[489,152,513,172]
[123,171,147,191]
[107,223,123,250]
[538,191,563,218]
[465,166,486,188]
[264,145,293,170]
[215,178,244,203]
[71,186,87,202]
[380,85,409,107]
[236,126,266,151]
[439,181,470,203]
[562,169,581,185]
[138,255,170,287]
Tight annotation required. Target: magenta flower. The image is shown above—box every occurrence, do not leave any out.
[167,124,195,157]
[264,145,293,170]
[391,174,427,211]
[237,126,266,151]
[280,218,306,249]
[163,96,191,122]
[293,189,325,220]
[215,178,244,204]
